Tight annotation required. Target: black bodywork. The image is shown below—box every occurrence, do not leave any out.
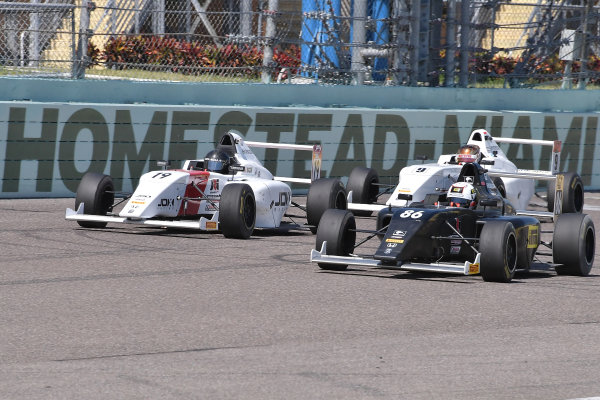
[373,161,539,268]
[375,206,540,269]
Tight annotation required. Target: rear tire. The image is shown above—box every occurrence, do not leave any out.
[219,183,256,239]
[75,172,114,228]
[479,221,517,282]
[347,166,379,216]
[306,178,347,234]
[547,172,584,213]
[315,209,356,270]
[553,214,595,276]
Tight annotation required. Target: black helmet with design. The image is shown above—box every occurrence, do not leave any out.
[204,150,231,173]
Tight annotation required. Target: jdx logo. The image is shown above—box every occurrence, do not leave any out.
[158,198,175,207]
[274,192,290,207]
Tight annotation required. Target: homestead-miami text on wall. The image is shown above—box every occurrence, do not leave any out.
[1,102,598,198]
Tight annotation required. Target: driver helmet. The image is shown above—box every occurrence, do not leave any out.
[457,144,482,164]
[447,182,477,209]
[204,150,231,173]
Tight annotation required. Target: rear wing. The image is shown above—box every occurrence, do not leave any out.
[486,138,564,220]
[245,141,323,184]
[492,137,561,176]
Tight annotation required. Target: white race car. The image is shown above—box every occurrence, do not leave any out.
[347,129,584,215]
[65,131,347,238]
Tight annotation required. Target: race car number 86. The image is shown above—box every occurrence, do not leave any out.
[400,210,423,219]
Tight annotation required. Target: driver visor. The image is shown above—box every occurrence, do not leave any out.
[206,159,224,171]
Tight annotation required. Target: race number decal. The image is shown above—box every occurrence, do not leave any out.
[152,172,172,179]
[551,141,562,175]
[399,210,423,219]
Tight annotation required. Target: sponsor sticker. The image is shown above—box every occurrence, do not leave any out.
[450,246,461,254]
[392,230,406,238]
[206,221,217,230]
[131,201,145,205]
[386,238,404,244]
[468,263,480,274]
[527,225,539,248]
[311,144,323,181]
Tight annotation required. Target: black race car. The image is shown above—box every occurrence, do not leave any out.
[311,161,595,282]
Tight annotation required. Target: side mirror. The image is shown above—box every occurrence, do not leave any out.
[479,199,497,207]
[156,160,171,170]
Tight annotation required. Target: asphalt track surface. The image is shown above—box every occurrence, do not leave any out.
[2,194,600,400]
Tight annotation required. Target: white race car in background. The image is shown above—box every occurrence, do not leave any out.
[66,131,347,238]
[346,129,584,215]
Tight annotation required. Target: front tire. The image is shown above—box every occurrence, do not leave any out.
[219,183,256,239]
[315,209,356,270]
[553,214,595,276]
[306,178,347,234]
[347,166,379,216]
[479,221,518,282]
[75,172,114,228]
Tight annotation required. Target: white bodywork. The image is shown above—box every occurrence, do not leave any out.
[349,129,561,212]
[66,132,322,231]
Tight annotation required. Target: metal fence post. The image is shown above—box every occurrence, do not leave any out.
[351,0,367,85]
[29,0,40,67]
[261,0,278,83]
[444,0,456,87]
[153,0,165,36]
[72,0,91,79]
[392,0,410,85]
[577,0,593,90]
[458,0,470,87]
[409,0,420,86]
[241,0,252,36]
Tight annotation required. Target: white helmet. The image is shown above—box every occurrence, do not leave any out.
[447,182,477,209]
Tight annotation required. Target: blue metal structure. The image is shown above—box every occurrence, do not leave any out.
[301,0,342,79]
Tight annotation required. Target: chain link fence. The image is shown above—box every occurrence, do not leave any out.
[1,0,599,87]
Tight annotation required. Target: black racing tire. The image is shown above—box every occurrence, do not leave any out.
[547,172,584,213]
[219,183,256,239]
[493,177,506,198]
[315,209,356,271]
[75,172,114,228]
[347,166,379,216]
[479,220,518,282]
[306,178,347,234]
[562,172,584,213]
[553,214,595,276]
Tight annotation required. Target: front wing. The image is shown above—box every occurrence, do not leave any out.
[65,204,220,231]
[310,242,482,275]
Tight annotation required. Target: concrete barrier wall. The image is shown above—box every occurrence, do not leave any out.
[2,99,599,198]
